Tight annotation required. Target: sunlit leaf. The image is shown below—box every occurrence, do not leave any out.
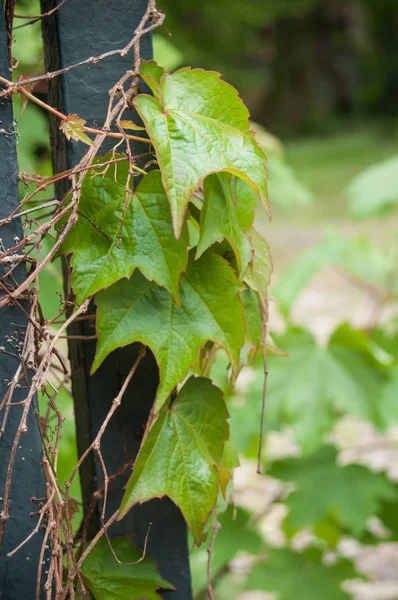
[134,65,268,236]
[139,60,165,97]
[60,113,93,145]
[118,119,145,131]
[17,76,33,118]
[241,288,262,353]
[153,35,183,72]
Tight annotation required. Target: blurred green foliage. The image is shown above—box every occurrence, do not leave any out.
[158,0,398,132]
[10,1,398,598]
[157,0,319,97]
[245,546,360,600]
[346,155,398,219]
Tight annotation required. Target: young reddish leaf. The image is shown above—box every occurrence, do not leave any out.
[60,113,93,145]
[118,119,145,131]
[261,327,384,452]
[118,376,230,542]
[17,76,33,118]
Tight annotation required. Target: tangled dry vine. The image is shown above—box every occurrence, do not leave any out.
[1,3,170,597]
[0,1,272,598]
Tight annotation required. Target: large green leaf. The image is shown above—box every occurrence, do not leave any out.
[119,377,229,542]
[268,445,395,538]
[232,326,384,454]
[245,546,359,600]
[196,173,256,275]
[94,251,245,411]
[267,327,384,450]
[134,65,268,236]
[60,167,188,303]
[81,537,173,600]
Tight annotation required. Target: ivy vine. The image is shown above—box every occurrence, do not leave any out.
[58,61,271,542]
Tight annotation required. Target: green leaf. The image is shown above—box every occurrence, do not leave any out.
[245,546,359,600]
[139,60,165,97]
[379,368,398,429]
[220,437,240,470]
[245,227,273,310]
[81,537,173,600]
[267,154,313,210]
[134,66,268,236]
[339,237,398,295]
[371,327,398,364]
[241,288,262,353]
[196,173,256,276]
[94,251,245,411]
[60,167,188,303]
[377,486,398,540]
[60,113,93,146]
[190,506,262,595]
[153,35,183,72]
[274,233,347,312]
[268,445,396,538]
[346,155,398,219]
[253,122,313,210]
[119,376,229,542]
[233,326,384,454]
[275,232,398,313]
[329,322,395,368]
[118,119,145,131]
[268,328,384,450]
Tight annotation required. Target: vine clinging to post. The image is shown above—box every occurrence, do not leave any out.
[1,1,271,597]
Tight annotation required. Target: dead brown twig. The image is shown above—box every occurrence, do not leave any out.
[0,3,164,597]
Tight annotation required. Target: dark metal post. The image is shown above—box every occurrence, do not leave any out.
[0,7,47,600]
[41,1,192,597]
